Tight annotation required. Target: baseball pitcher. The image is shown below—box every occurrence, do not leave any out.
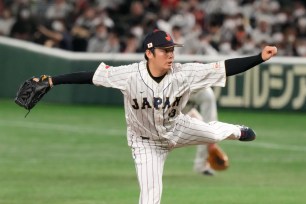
[15,30,277,204]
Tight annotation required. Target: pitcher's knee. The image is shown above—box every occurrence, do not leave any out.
[206,130,229,143]
[209,135,224,143]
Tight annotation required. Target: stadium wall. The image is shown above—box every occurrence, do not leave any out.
[1,36,305,111]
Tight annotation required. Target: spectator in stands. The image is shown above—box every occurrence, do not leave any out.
[297,17,306,38]
[71,24,90,52]
[37,19,72,50]
[71,0,91,20]
[96,0,125,11]
[32,0,51,22]
[99,29,121,53]
[160,0,180,11]
[171,25,187,54]
[283,25,298,56]
[295,38,306,57]
[86,23,109,53]
[74,7,97,34]
[2,0,306,57]
[10,8,36,41]
[121,32,139,53]
[196,32,219,55]
[251,17,272,45]
[0,1,4,14]
[45,0,73,21]
[168,2,195,34]
[71,6,97,52]
[206,16,223,52]
[124,1,145,28]
[0,7,15,36]
[238,33,260,55]
[219,41,238,55]
[182,23,204,54]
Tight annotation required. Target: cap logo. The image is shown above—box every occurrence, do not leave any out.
[165,33,172,41]
[147,42,153,48]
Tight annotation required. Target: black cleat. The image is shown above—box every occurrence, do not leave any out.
[237,125,256,141]
[202,169,215,176]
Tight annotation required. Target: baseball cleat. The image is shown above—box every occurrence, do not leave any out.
[237,125,256,141]
[202,168,215,176]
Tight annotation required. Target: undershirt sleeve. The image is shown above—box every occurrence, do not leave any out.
[51,54,263,85]
[52,71,95,85]
[225,53,264,76]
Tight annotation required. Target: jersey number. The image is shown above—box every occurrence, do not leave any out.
[168,109,177,118]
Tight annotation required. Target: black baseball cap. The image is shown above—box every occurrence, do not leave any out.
[143,29,183,51]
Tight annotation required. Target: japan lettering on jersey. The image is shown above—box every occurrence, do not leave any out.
[92,61,226,139]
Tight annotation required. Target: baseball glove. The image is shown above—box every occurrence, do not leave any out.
[207,144,229,171]
[15,75,52,114]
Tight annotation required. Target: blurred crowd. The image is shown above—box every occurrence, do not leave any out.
[0,0,306,56]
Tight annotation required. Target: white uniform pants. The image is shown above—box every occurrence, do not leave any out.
[129,114,240,204]
[187,87,219,172]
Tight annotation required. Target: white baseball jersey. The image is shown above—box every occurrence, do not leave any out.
[93,60,226,142]
[92,60,241,204]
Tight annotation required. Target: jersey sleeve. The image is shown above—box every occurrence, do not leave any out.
[92,62,136,91]
[181,61,226,92]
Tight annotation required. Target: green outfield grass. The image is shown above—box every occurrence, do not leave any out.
[1,99,305,204]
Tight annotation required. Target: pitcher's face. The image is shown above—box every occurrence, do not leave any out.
[147,47,175,75]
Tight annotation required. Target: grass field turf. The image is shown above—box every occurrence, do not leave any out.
[0,99,305,204]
